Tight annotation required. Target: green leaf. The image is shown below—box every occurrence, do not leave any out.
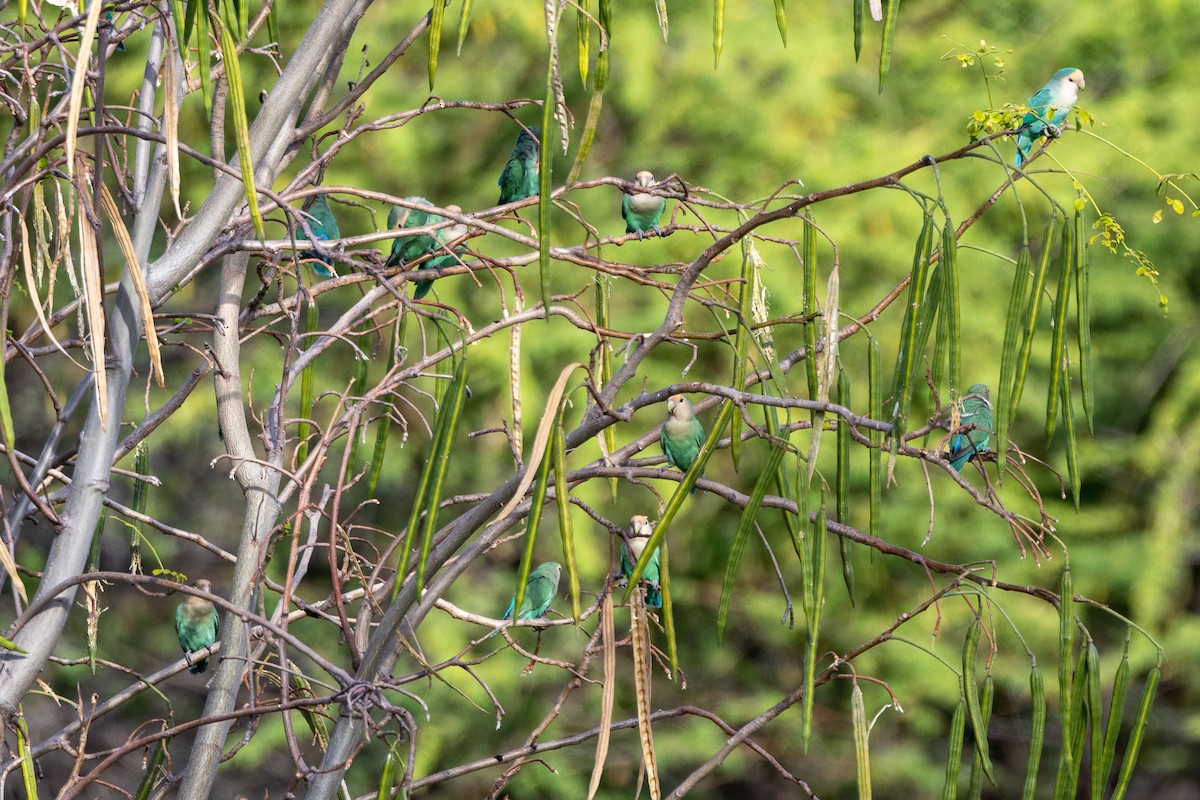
[538,69,554,313]
[1060,367,1080,510]
[800,493,827,753]
[888,211,935,435]
[962,616,994,783]
[878,0,902,92]
[942,699,966,799]
[1073,208,1094,434]
[456,0,475,55]
[1057,568,1076,778]
[576,0,590,84]
[1046,217,1075,440]
[836,368,855,605]
[853,0,864,61]
[552,422,581,622]
[713,0,725,68]
[428,0,446,90]
[868,339,882,538]
[1098,640,1132,795]
[852,681,871,799]
[717,413,788,639]
[773,0,787,46]
[296,299,319,465]
[212,10,263,238]
[1110,665,1160,800]
[1022,662,1046,800]
[968,674,995,796]
[395,358,469,601]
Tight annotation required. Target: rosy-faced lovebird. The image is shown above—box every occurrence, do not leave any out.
[497,126,540,205]
[385,198,467,298]
[619,515,662,608]
[947,383,994,471]
[1015,68,1085,166]
[621,171,666,239]
[501,561,563,623]
[300,193,340,277]
[661,394,706,493]
[175,579,219,674]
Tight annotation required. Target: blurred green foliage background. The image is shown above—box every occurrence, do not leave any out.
[8,0,1199,796]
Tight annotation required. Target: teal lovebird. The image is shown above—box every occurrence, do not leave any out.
[1015,68,1085,166]
[300,193,340,277]
[619,515,662,608]
[385,198,467,298]
[497,126,540,205]
[947,384,994,471]
[496,562,562,633]
[175,579,219,674]
[661,394,705,493]
[621,171,666,239]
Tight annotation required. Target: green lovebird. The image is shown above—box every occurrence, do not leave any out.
[1015,68,1085,166]
[385,198,467,298]
[661,394,705,493]
[300,193,340,277]
[501,561,562,622]
[175,579,219,674]
[497,126,540,205]
[621,171,666,239]
[947,384,994,471]
[619,515,662,608]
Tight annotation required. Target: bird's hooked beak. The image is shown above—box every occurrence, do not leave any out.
[635,171,655,189]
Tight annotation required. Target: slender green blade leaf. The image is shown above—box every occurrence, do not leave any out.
[836,368,855,605]
[943,699,966,799]
[297,300,319,464]
[800,495,827,753]
[456,0,475,55]
[962,616,994,782]
[852,681,871,800]
[1022,662,1047,800]
[968,675,995,796]
[553,423,581,622]
[538,76,554,312]
[868,339,881,538]
[513,416,554,618]
[428,0,446,90]
[717,418,788,638]
[773,0,787,46]
[1099,640,1132,794]
[1111,665,1160,800]
[1057,568,1076,775]
[212,10,263,237]
[713,0,725,68]
[1046,218,1075,439]
[576,0,590,83]
[416,359,470,594]
[853,0,864,60]
[878,0,902,92]
[1073,208,1094,433]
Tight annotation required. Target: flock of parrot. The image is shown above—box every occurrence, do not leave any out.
[175,68,1079,673]
[293,123,670,297]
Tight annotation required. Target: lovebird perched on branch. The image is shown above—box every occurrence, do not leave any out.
[661,394,706,493]
[497,126,540,205]
[621,171,666,239]
[947,384,994,471]
[619,515,662,608]
[499,561,562,627]
[300,193,340,277]
[175,579,219,674]
[385,198,467,298]
[1014,68,1085,166]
